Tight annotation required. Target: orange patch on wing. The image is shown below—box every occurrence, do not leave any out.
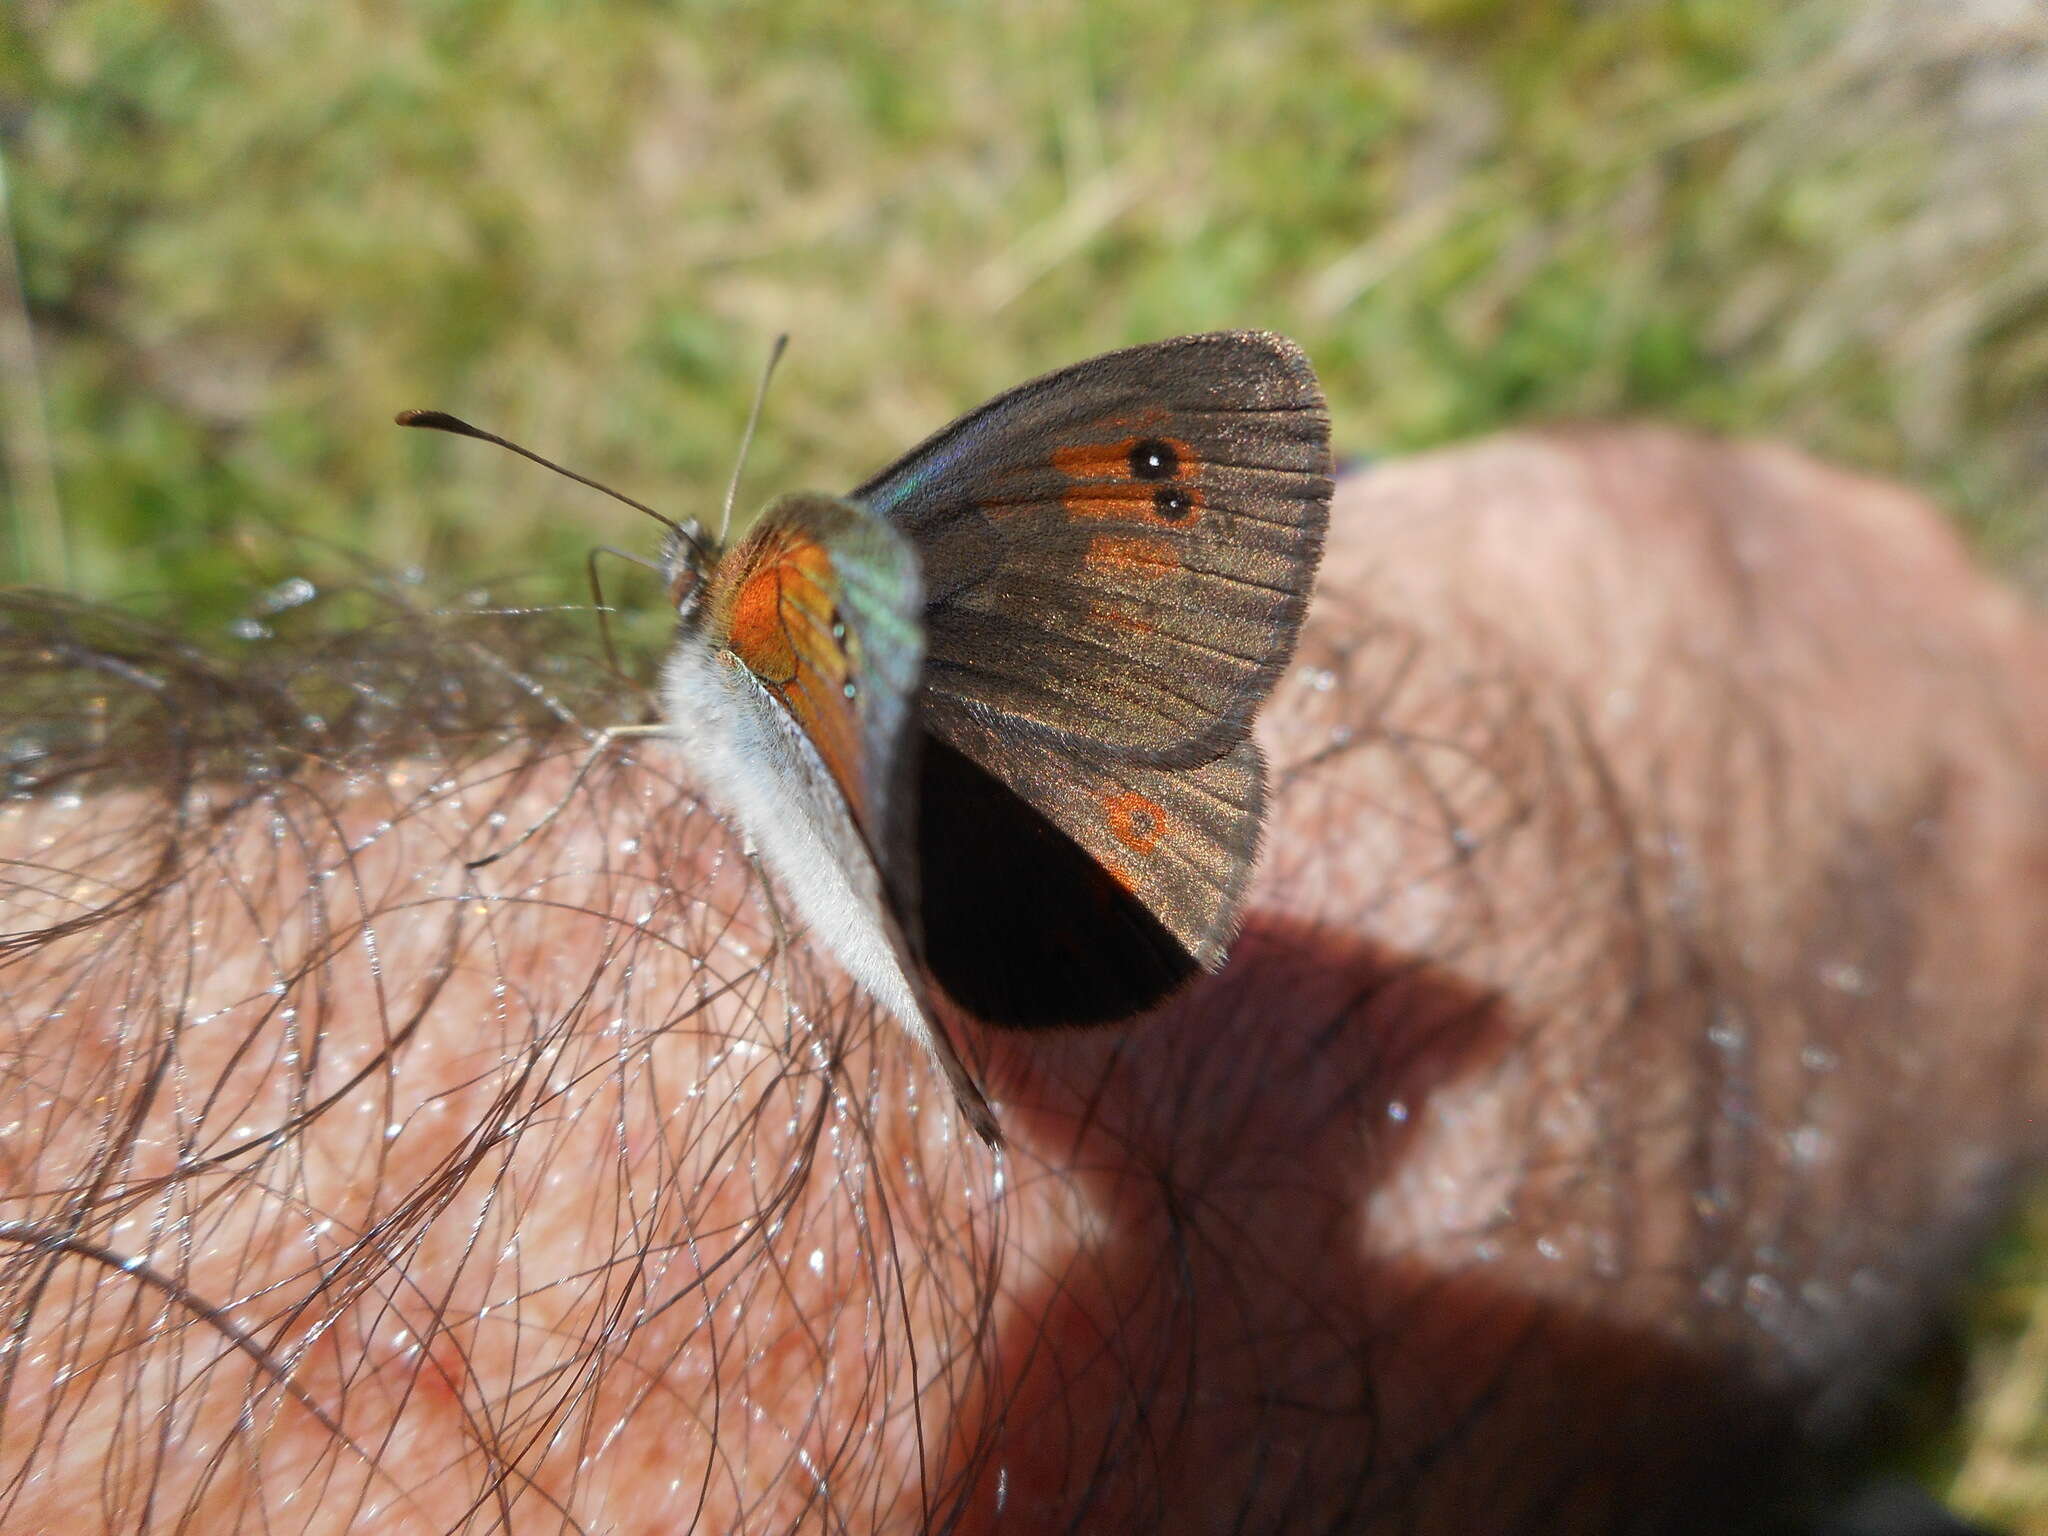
[1050,438,1136,480]
[1103,791,1168,855]
[776,654,868,828]
[1052,435,1202,524]
[727,562,796,683]
[726,524,840,685]
[1099,856,1138,894]
[1084,533,1178,579]
[723,525,870,824]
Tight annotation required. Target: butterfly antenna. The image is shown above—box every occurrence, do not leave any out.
[394,409,691,545]
[718,333,789,546]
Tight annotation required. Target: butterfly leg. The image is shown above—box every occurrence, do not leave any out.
[466,722,668,871]
[585,544,668,683]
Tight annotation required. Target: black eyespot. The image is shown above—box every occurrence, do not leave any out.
[1129,438,1179,481]
[1153,486,1194,520]
[842,681,858,700]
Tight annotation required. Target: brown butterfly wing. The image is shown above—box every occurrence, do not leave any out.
[854,331,1332,770]
[916,700,1265,1029]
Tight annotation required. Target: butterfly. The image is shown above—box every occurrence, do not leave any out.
[405,332,1332,1147]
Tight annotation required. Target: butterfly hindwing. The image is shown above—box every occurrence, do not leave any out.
[855,331,1332,769]
[711,492,925,912]
[916,698,1266,1029]
[697,491,1006,1142]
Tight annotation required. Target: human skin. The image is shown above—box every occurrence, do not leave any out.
[0,426,2043,1533]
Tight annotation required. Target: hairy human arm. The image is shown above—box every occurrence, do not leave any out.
[2,426,2042,1534]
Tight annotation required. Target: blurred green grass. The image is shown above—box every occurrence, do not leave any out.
[1,0,2044,1525]
[5,0,2046,613]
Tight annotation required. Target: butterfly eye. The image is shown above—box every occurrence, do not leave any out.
[661,521,713,616]
[668,562,701,613]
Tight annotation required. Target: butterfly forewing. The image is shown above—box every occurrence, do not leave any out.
[711,493,925,895]
[855,331,1332,769]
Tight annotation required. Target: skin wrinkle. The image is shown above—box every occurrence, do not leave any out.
[0,426,2043,1532]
